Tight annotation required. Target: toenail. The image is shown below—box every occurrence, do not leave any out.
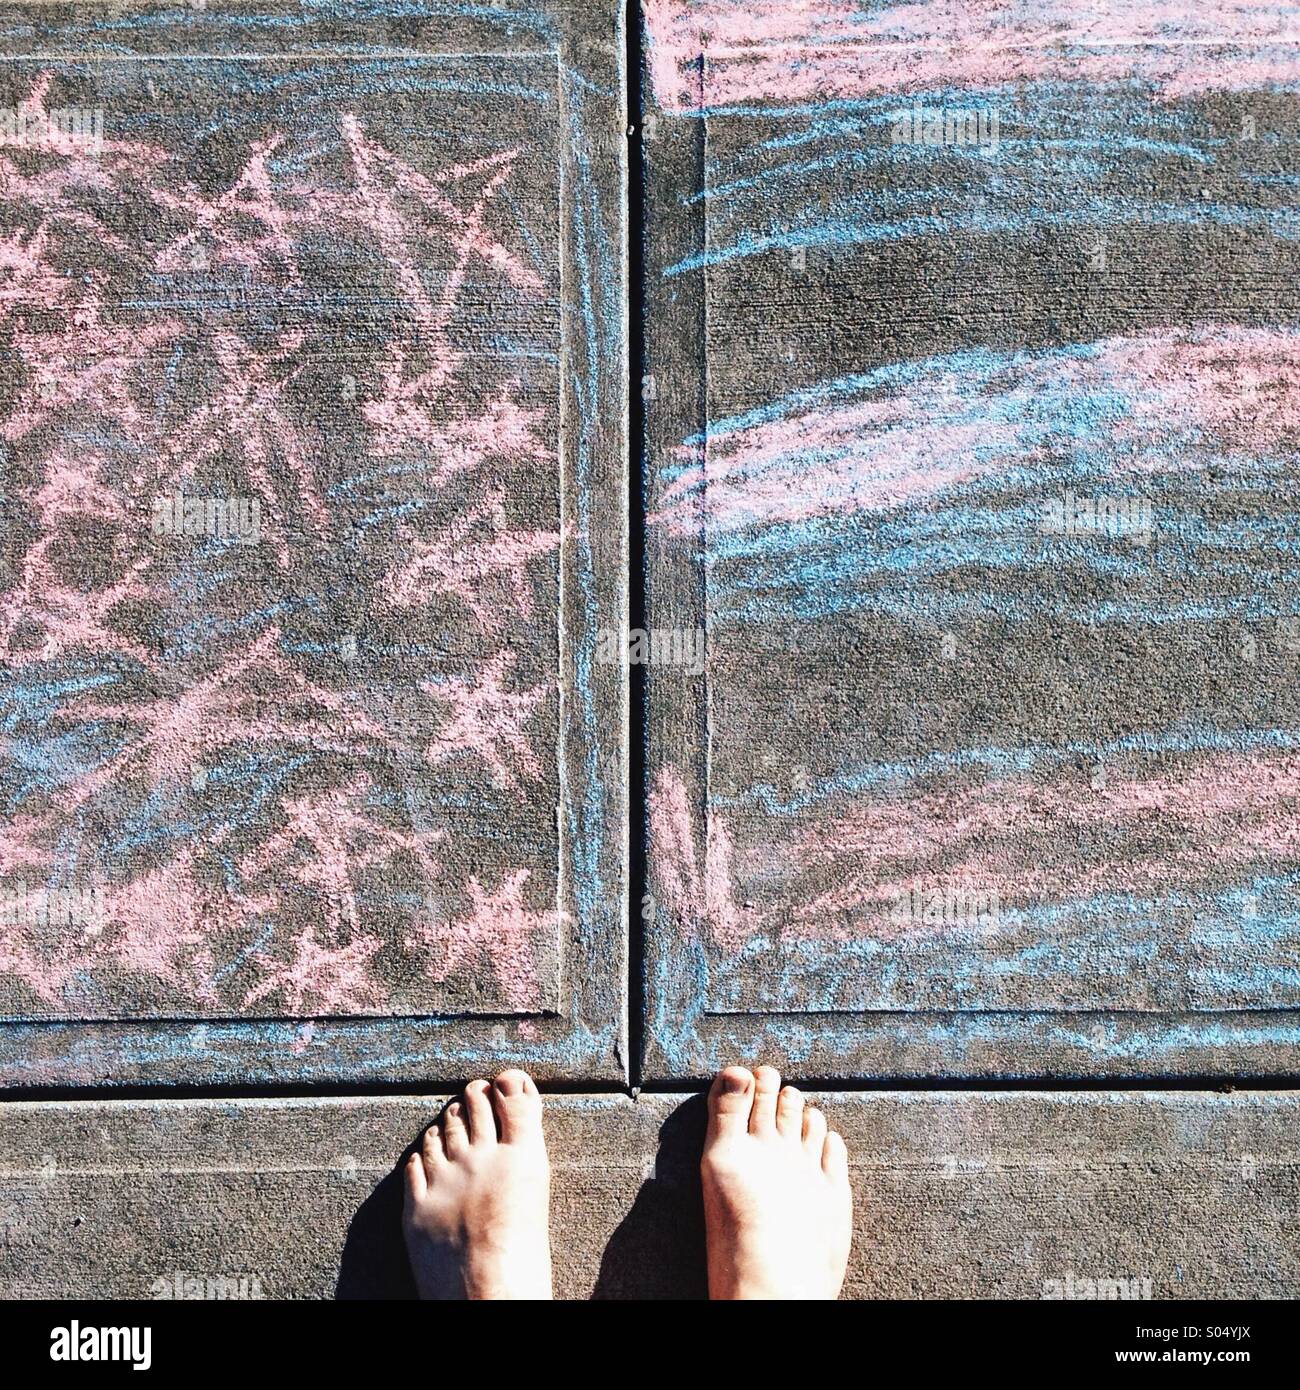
[495,1072,524,1095]
[718,1070,750,1094]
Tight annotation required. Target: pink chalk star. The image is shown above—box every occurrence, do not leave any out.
[421,869,556,1011]
[243,923,386,1015]
[327,118,545,406]
[421,651,549,791]
[152,133,302,282]
[384,492,559,630]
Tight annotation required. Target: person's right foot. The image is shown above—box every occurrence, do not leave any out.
[700,1065,852,1299]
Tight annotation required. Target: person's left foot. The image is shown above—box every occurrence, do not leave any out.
[402,1069,552,1299]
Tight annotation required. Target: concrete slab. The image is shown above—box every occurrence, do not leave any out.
[640,2,1300,1078]
[0,3,627,1084]
[1,1090,1297,1298]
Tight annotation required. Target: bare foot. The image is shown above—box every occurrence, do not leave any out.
[700,1065,852,1299]
[402,1069,552,1300]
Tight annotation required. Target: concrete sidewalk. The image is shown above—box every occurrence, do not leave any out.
[2,1091,1296,1299]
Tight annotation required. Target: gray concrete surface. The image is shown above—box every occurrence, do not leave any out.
[1,1090,1295,1299]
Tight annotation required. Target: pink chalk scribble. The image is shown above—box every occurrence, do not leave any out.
[0,72,167,218]
[651,325,1300,539]
[160,326,332,560]
[651,741,1300,963]
[644,0,1300,111]
[3,291,184,446]
[65,627,404,795]
[0,72,560,1017]
[648,766,750,951]
[0,225,78,323]
[94,851,222,1006]
[771,750,1300,943]
[363,383,551,475]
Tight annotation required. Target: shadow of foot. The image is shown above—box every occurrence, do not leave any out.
[335,1145,419,1300]
[592,1094,709,1300]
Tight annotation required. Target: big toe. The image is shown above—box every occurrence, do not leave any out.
[492,1068,544,1144]
[706,1066,755,1136]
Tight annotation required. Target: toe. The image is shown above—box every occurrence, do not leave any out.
[441,1100,469,1158]
[463,1079,498,1145]
[802,1104,828,1153]
[822,1128,849,1183]
[706,1066,755,1137]
[776,1084,804,1139]
[492,1069,543,1144]
[421,1122,446,1175]
[749,1065,781,1135]
[403,1151,427,1207]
